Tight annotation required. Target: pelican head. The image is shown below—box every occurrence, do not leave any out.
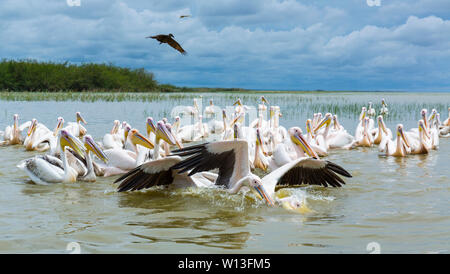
[111,120,120,134]
[233,98,242,107]
[239,175,274,207]
[13,114,19,130]
[84,135,108,163]
[261,96,269,105]
[27,119,38,136]
[146,117,156,136]
[54,117,64,136]
[173,116,181,130]
[359,107,367,121]
[314,113,332,133]
[59,129,85,157]
[428,109,437,123]
[421,109,428,127]
[381,98,387,106]
[129,129,154,149]
[289,127,319,159]
[76,112,87,125]
[156,121,176,145]
[165,123,183,149]
[377,116,388,135]
[124,124,131,142]
[396,124,410,149]
[332,114,341,130]
[418,120,431,139]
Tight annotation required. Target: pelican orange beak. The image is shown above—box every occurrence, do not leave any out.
[54,117,64,136]
[313,114,331,133]
[233,99,242,106]
[146,117,156,137]
[398,126,410,149]
[76,112,87,125]
[84,135,108,163]
[156,121,176,146]
[252,183,274,207]
[130,129,155,149]
[27,119,37,136]
[59,129,86,157]
[291,131,319,158]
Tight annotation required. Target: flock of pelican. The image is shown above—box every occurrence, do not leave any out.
[1,97,449,212]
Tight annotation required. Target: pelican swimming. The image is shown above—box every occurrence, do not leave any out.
[313,113,354,150]
[23,119,52,151]
[382,124,411,157]
[204,99,216,118]
[1,114,31,146]
[367,102,376,117]
[102,120,124,150]
[408,120,431,155]
[114,135,352,208]
[99,129,155,177]
[76,135,109,182]
[372,116,392,145]
[63,112,88,138]
[380,98,388,116]
[17,130,86,185]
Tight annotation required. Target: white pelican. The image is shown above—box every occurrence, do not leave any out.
[76,135,109,182]
[2,114,31,145]
[382,124,411,157]
[182,98,200,117]
[367,102,376,117]
[17,130,86,185]
[258,96,269,112]
[114,137,352,208]
[372,116,392,145]
[380,98,388,116]
[442,107,450,126]
[439,112,450,137]
[102,120,124,150]
[23,119,52,151]
[204,99,216,118]
[64,112,88,137]
[408,120,431,155]
[100,129,155,177]
[349,117,373,148]
[314,113,354,150]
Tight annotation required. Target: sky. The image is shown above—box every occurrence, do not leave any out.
[1,0,450,91]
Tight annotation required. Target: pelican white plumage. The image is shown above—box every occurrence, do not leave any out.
[380,98,388,116]
[367,102,376,117]
[204,99,216,118]
[23,119,52,151]
[313,113,354,150]
[2,114,31,146]
[372,116,392,145]
[64,112,88,138]
[408,120,431,155]
[382,124,411,157]
[76,135,109,182]
[99,129,155,177]
[102,120,124,150]
[17,130,86,185]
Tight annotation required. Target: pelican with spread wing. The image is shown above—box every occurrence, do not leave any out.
[114,132,352,207]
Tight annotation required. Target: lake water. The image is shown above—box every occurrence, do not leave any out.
[0,91,449,254]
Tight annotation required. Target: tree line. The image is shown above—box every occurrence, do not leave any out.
[0,59,162,92]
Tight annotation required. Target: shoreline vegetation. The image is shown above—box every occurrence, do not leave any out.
[0,60,446,102]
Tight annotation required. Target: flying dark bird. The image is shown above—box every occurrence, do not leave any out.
[146,34,187,55]
[180,15,191,19]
